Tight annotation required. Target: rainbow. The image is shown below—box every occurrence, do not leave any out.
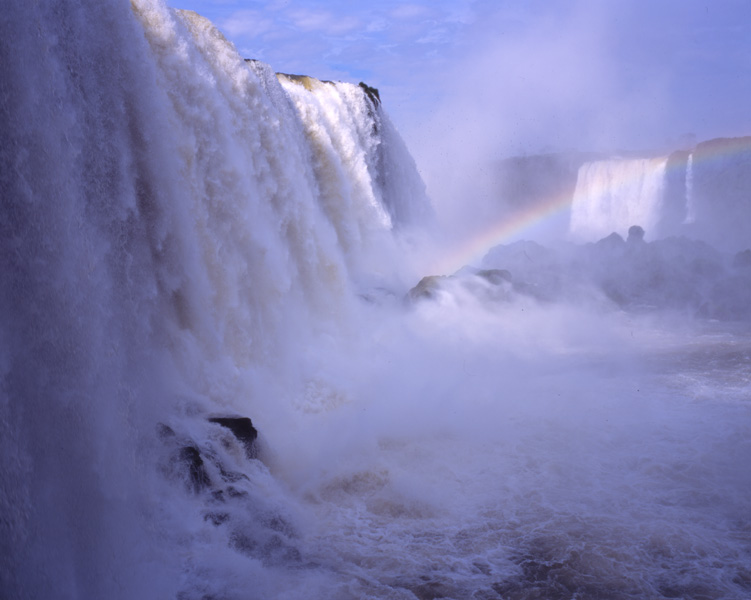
[430,136,751,276]
[431,189,574,275]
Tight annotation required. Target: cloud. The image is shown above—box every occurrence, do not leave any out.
[366,18,388,33]
[221,9,275,38]
[288,8,362,36]
[416,27,451,45]
[186,0,751,169]
[390,4,430,20]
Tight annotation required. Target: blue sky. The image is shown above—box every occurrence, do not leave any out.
[169,0,751,160]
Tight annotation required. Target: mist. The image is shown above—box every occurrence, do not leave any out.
[2,1,751,599]
[404,0,751,247]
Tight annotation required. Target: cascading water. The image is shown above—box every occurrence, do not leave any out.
[0,1,425,597]
[684,153,696,224]
[569,157,668,241]
[568,141,751,251]
[3,2,751,600]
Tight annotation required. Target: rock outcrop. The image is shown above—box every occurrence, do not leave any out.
[208,415,259,459]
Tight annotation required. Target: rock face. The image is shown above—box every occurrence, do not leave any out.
[688,136,751,251]
[208,416,259,459]
[358,81,381,107]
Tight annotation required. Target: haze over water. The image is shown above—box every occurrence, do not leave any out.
[1,2,750,600]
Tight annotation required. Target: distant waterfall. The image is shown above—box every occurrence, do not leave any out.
[684,153,696,224]
[569,157,668,241]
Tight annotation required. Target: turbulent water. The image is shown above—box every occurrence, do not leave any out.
[2,2,751,600]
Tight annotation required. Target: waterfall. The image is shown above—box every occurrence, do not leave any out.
[277,73,430,271]
[5,2,751,599]
[569,157,668,241]
[0,2,428,598]
[684,153,696,224]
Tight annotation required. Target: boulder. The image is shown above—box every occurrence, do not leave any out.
[407,275,450,302]
[596,232,625,250]
[208,416,259,459]
[627,225,645,243]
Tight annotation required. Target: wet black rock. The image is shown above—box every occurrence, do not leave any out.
[179,445,212,493]
[358,81,381,107]
[208,415,258,459]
